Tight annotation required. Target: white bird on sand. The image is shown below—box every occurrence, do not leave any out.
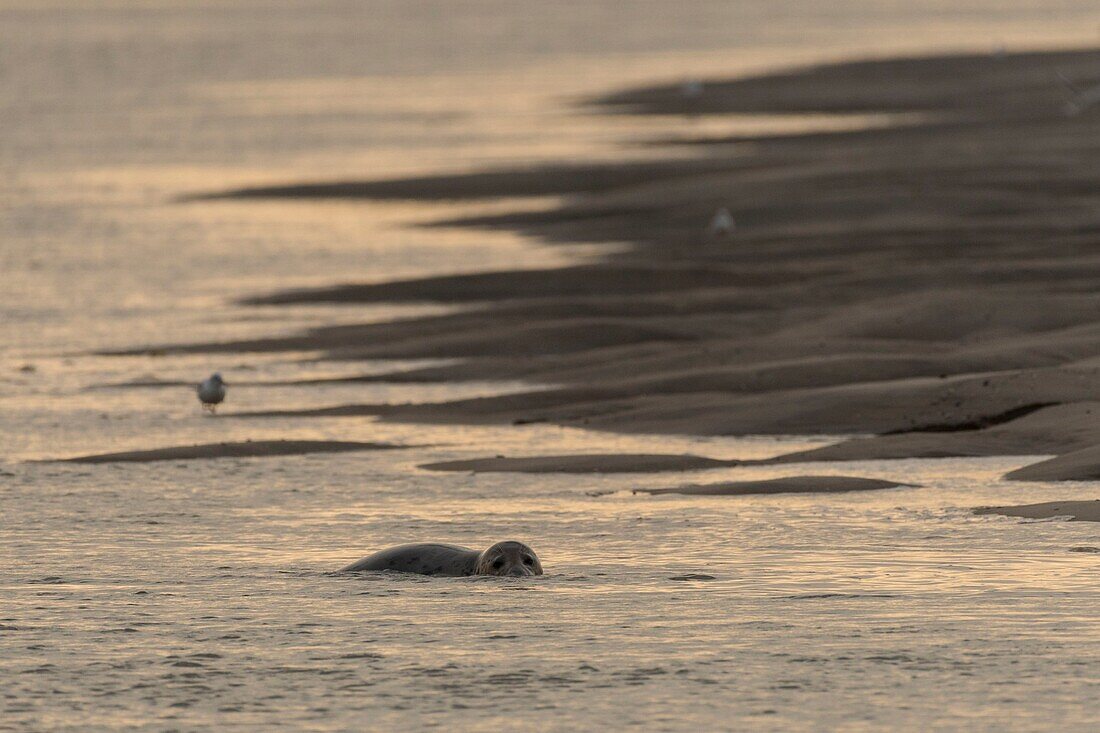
[707,207,735,237]
[197,373,227,414]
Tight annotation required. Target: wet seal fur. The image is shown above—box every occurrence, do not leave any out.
[341,541,543,577]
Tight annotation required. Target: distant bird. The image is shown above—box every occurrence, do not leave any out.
[681,79,704,99]
[197,373,227,413]
[707,207,735,237]
[1057,71,1100,116]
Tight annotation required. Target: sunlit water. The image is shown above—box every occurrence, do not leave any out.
[4,2,1100,730]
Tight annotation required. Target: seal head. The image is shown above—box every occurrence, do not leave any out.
[474,541,543,577]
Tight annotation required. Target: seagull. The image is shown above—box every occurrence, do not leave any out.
[197,373,227,414]
[707,207,735,237]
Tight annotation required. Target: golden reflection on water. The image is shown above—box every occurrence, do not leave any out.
[7,441,1100,729]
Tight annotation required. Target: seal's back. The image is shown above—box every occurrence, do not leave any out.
[341,543,480,576]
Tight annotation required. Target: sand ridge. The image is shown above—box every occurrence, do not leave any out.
[974,500,1100,522]
[420,453,739,474]
[636,476,915,496]
[52,440,411,464]
[110,49,1100,480]
[1005,444,1100,481]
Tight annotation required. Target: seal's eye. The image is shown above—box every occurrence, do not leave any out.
[523,556,534,566]
[492,559,504,570]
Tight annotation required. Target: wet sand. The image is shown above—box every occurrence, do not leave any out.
[975,500,1100,522]
[421,453,738,473]
[1005,444,1100,481]
[768,401,1100,465]
[115,49,1100,482]
[239,399,1100,479]
[636,476,914,496]
[55,440,409,464]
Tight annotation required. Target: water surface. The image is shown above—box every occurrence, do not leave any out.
[4,2,1100,730]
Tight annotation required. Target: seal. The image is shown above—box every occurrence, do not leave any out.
[341,541,543,577]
